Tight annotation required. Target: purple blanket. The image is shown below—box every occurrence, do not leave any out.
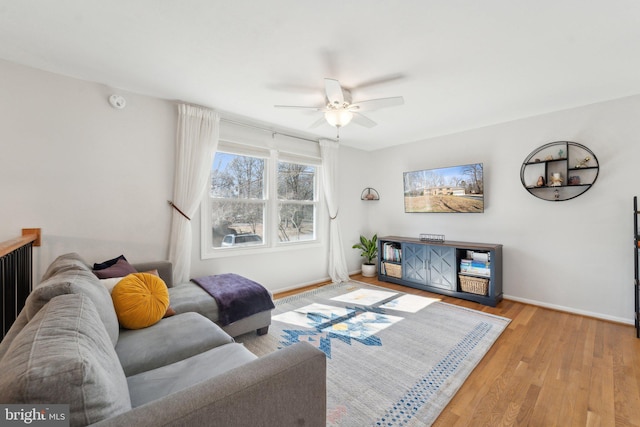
[190,273,274,326]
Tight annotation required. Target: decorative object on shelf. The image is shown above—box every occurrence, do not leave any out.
[549,172,563,187]
[575,156,591,168]
[352,234,378,277]
[360,187,380,201]
[520,141,599,202]
[568,176,580,185]
[419,233,445,242]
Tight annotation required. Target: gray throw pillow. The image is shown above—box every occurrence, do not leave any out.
[0,293,132,425]
[26,268,120,346]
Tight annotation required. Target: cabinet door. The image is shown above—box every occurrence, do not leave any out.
[403,243,428,285]
[427,246,456,290]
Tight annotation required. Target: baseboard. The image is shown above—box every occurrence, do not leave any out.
[273,270,363,295]
[503,294,634,326]
[274,275,333,294]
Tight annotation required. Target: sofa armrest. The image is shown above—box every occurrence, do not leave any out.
[132,261,173,287]
[90,341,326,427]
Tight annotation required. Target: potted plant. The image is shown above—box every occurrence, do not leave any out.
[352,234,378,277]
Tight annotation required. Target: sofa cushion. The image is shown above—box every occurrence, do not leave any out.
[168,282,220,322]
[40,252,90,281]
[111,273,169,329]
[26,267,120,346]
[127,343,257,407]
[0,293,131,425]
[132,260,174,287]
[116,312,234,376]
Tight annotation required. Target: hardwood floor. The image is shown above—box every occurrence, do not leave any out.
[275,274,640,427]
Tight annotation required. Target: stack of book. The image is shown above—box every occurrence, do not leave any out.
[382,242,402,262]
[460,251,490,277]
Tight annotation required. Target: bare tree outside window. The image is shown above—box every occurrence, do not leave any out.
[210,153,265,247]
[209,153,317,248]
[278,162,316,242]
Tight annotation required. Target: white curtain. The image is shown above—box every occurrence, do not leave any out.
[168,105,220,284]
[320,139,350,282]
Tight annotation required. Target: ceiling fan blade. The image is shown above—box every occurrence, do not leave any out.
[267,83,319,94]
[352,73,406,90]
[308,116,327,129]
[351,112,377,128]
[324,78,344,106]
[274,105,324,111]
[349,96,404,112]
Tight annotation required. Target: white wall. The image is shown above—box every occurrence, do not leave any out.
[0,60,175,279]
[367,95,640,323]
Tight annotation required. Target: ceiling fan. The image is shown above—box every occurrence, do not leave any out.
[275,78,404,136]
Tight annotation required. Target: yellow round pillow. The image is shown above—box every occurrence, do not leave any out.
[111,273,169,329]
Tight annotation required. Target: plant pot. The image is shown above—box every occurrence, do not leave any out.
[361,263,377,278]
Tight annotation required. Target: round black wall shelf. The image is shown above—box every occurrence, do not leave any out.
[520,141,599,201]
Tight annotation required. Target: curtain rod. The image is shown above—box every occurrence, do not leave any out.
[172,100,333,144]
[220,118,329,144]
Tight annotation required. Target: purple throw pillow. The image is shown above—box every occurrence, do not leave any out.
[93,255,127,271]
[93,258,137,279]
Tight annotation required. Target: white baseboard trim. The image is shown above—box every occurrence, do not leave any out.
[273,270,363,295]
[504,294,634,326]
[273,275,333,294]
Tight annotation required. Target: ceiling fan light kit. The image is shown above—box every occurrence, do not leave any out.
[275,77,404,133]
[324,108,353,127]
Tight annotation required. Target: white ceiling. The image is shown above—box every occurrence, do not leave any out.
[2,1,640,151]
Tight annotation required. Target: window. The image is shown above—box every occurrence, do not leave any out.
[277,161,316,243]
[201,133,321,257]
[209,152,266,248]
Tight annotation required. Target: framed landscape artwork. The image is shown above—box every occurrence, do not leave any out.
[403,163,484,213]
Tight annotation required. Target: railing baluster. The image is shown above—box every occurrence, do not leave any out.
[1,233,38,340]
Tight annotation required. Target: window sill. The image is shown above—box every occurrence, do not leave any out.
[201,240,323,260]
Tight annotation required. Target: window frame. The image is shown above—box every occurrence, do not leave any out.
[201,140,323,259]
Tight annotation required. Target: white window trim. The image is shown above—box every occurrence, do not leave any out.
[200,140,324,260]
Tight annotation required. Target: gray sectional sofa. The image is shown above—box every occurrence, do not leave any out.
[0,253,326,427]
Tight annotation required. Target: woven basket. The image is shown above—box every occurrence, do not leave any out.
[459,274,489,295]
[383,262,402,278]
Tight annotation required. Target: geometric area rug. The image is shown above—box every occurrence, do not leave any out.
[236,281,510,426]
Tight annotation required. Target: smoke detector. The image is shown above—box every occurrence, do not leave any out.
[108,94,127,109]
